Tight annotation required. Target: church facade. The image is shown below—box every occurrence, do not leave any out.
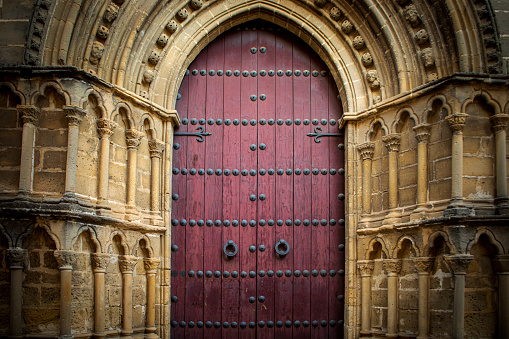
[0,0,508,338]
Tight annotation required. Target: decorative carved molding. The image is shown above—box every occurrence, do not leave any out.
[366,70,380,89]
[119,255,138,273]
[6,248,26,268]
[357,260,374,276]
[91,253,110,272]
[144,258,161,273]
[445,254,473,275]
[383,259,402,275]
[358,142,375,160]
[63,106,87,126]
[413,124,431,143]
[97,118,117,138]
[445,113,469,133]
[490,113,509,133]
[404,5,422,28]
[17,105,41,126]
[413,257,434,273]
[382,134,401,153]
[125,129,144,149]
[55,250,77,269]
[148,139,165,158]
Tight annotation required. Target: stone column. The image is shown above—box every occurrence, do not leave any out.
[119,255,138,337]
[148,139,165,212]
[411,124,431,220]
[383,259,402,338]
[413,257,434,339]
[358,142,375,216]
[91,253,110,338]
[62,106,87,202]
[493,254,509,338]
[144,258,161,339]
[444,113,470,216]
[382,134,401,224]
[445,254,473,339]
[125,130,144,215]
[16,105,40,198]
[490,114,509,214]
[357,260,375,337]
[96,118,117,211]
[6,248,25,337]
[55,250,77,339]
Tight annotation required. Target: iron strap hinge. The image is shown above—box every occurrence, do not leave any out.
[307,126,343,143]
[174,126,211,142]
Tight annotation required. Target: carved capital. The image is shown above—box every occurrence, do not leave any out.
[54,250,77,269]
[383,259,402,275]
[125,129,144,149]
[357,260,374,276]
[445,113,469,133]
[119,255,138,273]
[490,113,509,133]
[445,254,473,275]
[17,105,40,126]
[492,254,509,273]
[413,257,434,273]
[63,105,87,126]
[6,248,26,268]
[91,253,110,272]
[358,142,375,160]
[144,258,161,273]
[97,118,117,138]
[413,124,431,143]
[382,134,401,153]
[148,139,165,158]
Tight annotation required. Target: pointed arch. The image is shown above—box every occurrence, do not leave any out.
[132,234,155,258]
[139,113,157,139]
[424,231,455,257]
[80,88,108,119]
[423,94,452,123]
[366,117,389,141]
[393,235,420,258]
[0,82,26,105]
[466,228,504,255]
[71,226,102,253]
[111,102,135,129]
[105,230,129,255]
[461,90,502,115]
[30,80,71,107]
[392,107,420,133]
[365,236,389,260]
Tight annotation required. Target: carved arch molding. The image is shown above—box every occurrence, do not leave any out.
[28,0,500,113]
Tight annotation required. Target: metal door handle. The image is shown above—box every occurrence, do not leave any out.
[275,239,290,257]
[223,240,238,258]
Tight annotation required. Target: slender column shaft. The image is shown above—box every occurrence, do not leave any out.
[92,253,110,338]
[119,256,138,337]
[413,125,431,205]
[445,114,468,213]
[55,250,77,338]
[7,249,25,337]
[358,260,374,336]
[97,119,116,208]
[358,143,375,215]
[490,114,509,212]
[125,130,143,208]
[414,257,434,339]
[63,106,86,200]
[144,258,161,338]
[493,255,509,338]
[148,139,164,212]
[445,255,473,339]
[383,134,401,210]
[16,105,40,197]
[383,259,402,338]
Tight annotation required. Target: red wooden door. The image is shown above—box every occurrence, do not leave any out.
[171,21,345,338]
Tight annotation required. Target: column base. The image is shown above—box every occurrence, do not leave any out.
[92,333,107,339]
[359,330,372,337]
[15,190,30,200]
[444,199,473,217]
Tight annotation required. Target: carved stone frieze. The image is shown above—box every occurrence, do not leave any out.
[358,142,375,160]
[144,258,161,273]
[383,259,402,275]
[63,106,87,126]
[341,20,354,34]
[55,250,77,269]
[361,53,373,67]
[414,29,429,45]
[157,34,169,48]
[119,255,138,273]
[445,113,469,133]
[97,118,117,138]
[357,260,374,276]
[190,0,203,10]
[143,70,155,84]
[490,113,509,133]
[166,20,178,33]
[90,41,105,65]
[17,105,41,125]
[445,254,473,274]
[330,7,342,21]
[413,257,434,273]
[96,25,109,40]
[125,129,144,149]
[176,8,188,22]
[104,3,119,22]
[6,248,26,268]
[404,5,422,28]
[413,124,431,143]
[366,70,380,89]
[382,134,401,153]
[353,36,365,50]
[148,139,165,158]
[91,253,110,272]
[148,51,160,65]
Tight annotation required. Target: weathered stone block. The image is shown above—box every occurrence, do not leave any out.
[133,305,144,328]
[429,179,451,201]
[106,306,121,328]
[0,148,21,166]
[2,0,34,20]
[398,309,418,333]
[430,290,453,311]
[434,158,452,180]
[463,157,494,177]
[41,287,60,305]
[39,110,67,129]
[42,272,59,284]
[0,21,30,45]
[43,251,58,269]
[107,287,121,306]
[23,307,59,332]
[429,140,451,161]
[398,290,418,309]
[464,290,490,312]
[399,165,417,187]
[463,137,494,156]
[398,149,416,167]
[0,170,20,191]
[371,290,387,307]
[0,108,19,127]
[29,251,41,268]
[25,270,41,284]
[464,312,497,338]
[399,186,417,206]
[42,150,67,170]
[0,129,22,147]
[36,129,68,147]
[464,177,495,199]
[23,286,40,306]
[429,310,453,337]
[33,171,65,193]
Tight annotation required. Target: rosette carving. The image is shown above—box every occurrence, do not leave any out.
[119,255,138,273]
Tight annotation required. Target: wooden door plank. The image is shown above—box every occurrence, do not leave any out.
[274,30,294,339]
[222,28,242,339]
[204,37,224,339]
[292,39,312,338]
[239,26,258,339]
[310,58,330,339]
[256,26,276,339]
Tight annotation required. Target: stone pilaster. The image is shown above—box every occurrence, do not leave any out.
[382,134,401,224]
[490,114,509,214]
[62,106,87,202]
[91,253,110,338]
[413,257,434,339]
[383,259,402,338]
[444,113,471,216]
[357,260,374,337]
[119,255,138,337]
[7,249,25,337]
[148,139,165,212]
[55,250,77,339]
[17,105,40,198]
[411,124,431,220]
[96,119,117,211]
[144,258,161,339]
[493,255,509,338]
[445,254,473,339]
[358,142,375,217]
[125,130,144,215]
